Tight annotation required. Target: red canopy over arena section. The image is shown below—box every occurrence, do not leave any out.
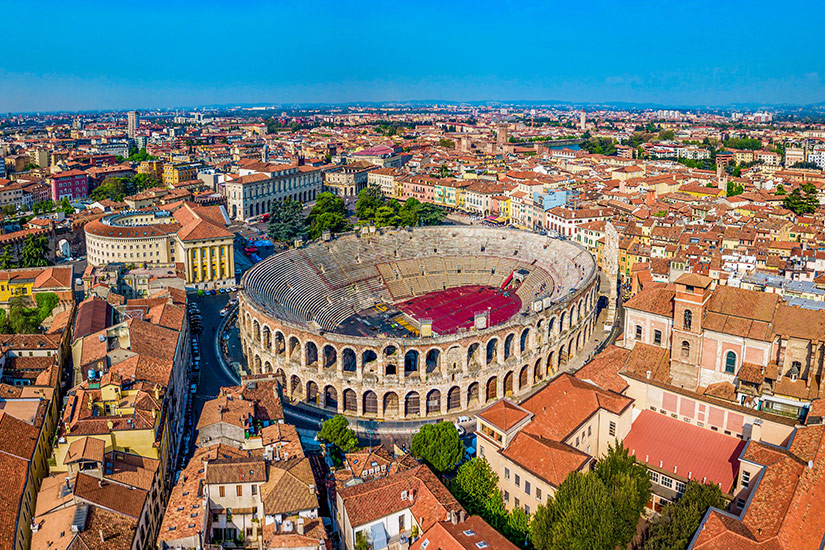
[396,285,522,335]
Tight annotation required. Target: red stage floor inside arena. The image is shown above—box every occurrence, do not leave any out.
[397,285,521,335]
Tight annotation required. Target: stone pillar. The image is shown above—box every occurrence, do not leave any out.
[604,222,619,325]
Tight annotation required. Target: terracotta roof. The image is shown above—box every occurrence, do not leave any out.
[500,431,589,488]
[261,457,318,515]
[410,515,519,550]
[624,287,676,317]
[73,472,147,519]
[64,436,105,464]
[475,399,531,432]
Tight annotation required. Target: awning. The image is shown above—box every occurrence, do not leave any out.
[370,523,389,550]
[484,215,498,221]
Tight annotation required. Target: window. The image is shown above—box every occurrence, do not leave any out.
[654,330,663,346]
[236,485,243,497]
[649,471,659,483]
[504,491,509,502]
[725,351,737,374]
[504,468,510,480]
[790,361,801,378]
[421,540,430,549]
[609,421,616,437]
[661,476,673,489]
[741,471,750,488]
[737,498,746,509]
[515,474,521,487]
[684,309,692,330]
[219,486,225,497]
[681,340,690,358]
[675,481,686,494]
[635,325,643,340]
[514,498,520,508]
[587,426,591,436]
[536,487,541,500]
[525,481,531,495]
[525,505,530,515]
[575,437,579,447]
[251,485,257,496]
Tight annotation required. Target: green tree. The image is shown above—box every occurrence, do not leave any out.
[452,457,500,515]
[126,147,157,162]
[133,173,160,191]
[0,246,14,269]
[417,203,446,226]
[373,205,399,228]
[19,235,50,268]
[355,186,384,222]
[531,443,650,550]
[267,198,307,243]
[438,138,455,149]
[307,192,349,238]
[506,506,531,546]
[775,184,786,196]
[782,183,820,214]
[397,198,420,227]
[658,129,675,141]
[2,204,17,217]
[531,471,616,550]
[791,161,820,170]
[316,415,358,452]
[580,137,617,156]
[437,165,452,179]
[726,181,744,197]
[644,482,725,550]
[60,197,74,216]
[723,137,761,150]
[22,162,39,171]
[410,421,463,473]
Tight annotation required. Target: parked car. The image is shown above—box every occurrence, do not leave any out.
[190,383,197,394]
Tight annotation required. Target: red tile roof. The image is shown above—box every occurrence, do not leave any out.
[624,410,745,491]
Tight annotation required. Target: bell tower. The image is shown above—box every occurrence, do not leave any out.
[669,273,714,390]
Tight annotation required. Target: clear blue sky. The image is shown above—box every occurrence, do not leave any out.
[3,0,825,112]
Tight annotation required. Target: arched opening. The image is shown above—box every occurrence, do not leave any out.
[405,392,420,417]
[253,320,261,343]
[383,345,398,359]
[386,363,397,376]
[404,350,419,376]
[324,386,338,410]
[275,332,285,355]
[425,349,440,373]
[521,365,530,387]
[343,389,356,413]
[306,381,319,404]
[447,387,461,411]
[262,326,271,349]
[254,355,262,372]
[681,340,690,358]
[558,345,566,368]
[547,352,554,375]
[342,348,357,372]
[275,368,286,388]
[467,343,481,368]
[578,302,583,323]
[504,333,515,360]
[383,392,399,417]
[467,382,480,406]
[560,312,566,331]
[486,338,499,365]
[362,349,378,370]
[684,310,692,331]
[323,345,337,369]
[263,361,272,374]
[520,328,530,354]
[288,336,300,361]
[486,377,498,402]
[725,351,737,374]
[290,375,302,397]
[504,371,514,395]
[548,317,555,337]
[363,391,378,416]
[305,341,318,368]
[426,390,441,415]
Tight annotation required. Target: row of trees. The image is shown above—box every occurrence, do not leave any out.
[90,173,160,202]
[356,187,446,227]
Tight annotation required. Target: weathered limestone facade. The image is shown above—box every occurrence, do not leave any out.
[238,279,600,420]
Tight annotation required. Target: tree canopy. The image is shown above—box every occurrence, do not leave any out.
[782,183,820,214]
[644,481,724,550]
[723,137,762,150]
[306,192,349,239]
[316,415,358,452]
[356,187,445,228]
[411,421,463,473]
[0,293,59,334]
[19,234,51,268]
[579,137,617,156]
[126,147,158,162]
[531,443,650,550]
[450,457,530,545]
[267,198,307,243]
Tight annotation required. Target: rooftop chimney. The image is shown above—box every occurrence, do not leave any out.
[99,529,105,543]
[450,510,457,525]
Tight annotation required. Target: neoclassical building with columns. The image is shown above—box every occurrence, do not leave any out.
[85,202,235,289]
[238,226,601,420]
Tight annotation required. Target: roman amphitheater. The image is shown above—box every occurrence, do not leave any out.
[238,226,601,420]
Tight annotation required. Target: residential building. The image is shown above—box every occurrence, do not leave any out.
[225,160,322,220]
[48,169,89,201]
